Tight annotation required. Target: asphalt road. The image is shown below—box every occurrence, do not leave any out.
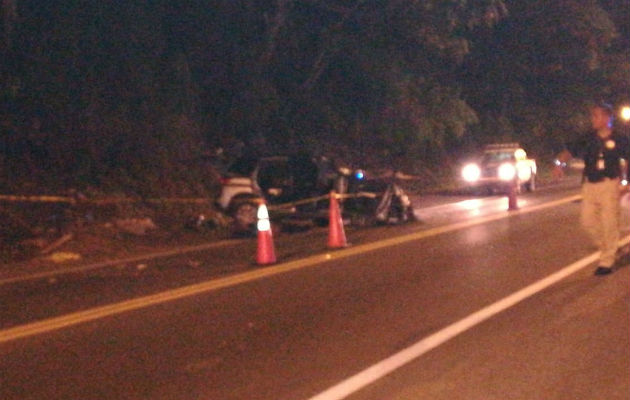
[1,182,629,400]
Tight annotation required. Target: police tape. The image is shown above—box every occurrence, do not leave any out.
[267,191,378,211]
[0,194,77,204]
[90,198,212,205]
[0,191,378,208]
[0,195,212,205]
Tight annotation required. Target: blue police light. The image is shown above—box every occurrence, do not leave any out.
[355,170,365,180]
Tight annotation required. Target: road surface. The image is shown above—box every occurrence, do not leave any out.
[1,181,629,399]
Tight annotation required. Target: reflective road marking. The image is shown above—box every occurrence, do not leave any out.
[0,194,581,344]
[309,233,630,400]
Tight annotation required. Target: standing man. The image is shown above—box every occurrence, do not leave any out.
[554,102,630,275]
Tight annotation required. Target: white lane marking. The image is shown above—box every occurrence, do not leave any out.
[308,234,630,400]
[0,194,581,345]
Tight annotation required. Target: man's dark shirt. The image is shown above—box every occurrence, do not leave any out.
[566,130,630,183]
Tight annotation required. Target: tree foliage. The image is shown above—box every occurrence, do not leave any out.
[460,0,624,153]
[0,0,627,193]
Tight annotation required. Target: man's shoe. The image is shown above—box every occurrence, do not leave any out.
[594,266,613,276]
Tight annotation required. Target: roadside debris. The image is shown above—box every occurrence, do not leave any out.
[40,233,74,255]
[114,218,157,235]
[136,263,148,271]
[46,251,82,263]
[185,212,231,231]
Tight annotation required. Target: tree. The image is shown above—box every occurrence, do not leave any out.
[460,0,621,154]
[3,0,627,194]
[244,0,509,165]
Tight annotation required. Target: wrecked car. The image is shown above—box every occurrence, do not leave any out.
[215,153,415,233]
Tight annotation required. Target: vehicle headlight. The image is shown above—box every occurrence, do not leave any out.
[498,163,516,181]
[462,163,481,182]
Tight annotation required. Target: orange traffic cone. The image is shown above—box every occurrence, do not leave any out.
[256,202,276,265]
[328,191,348,248]
[507,183,519,211]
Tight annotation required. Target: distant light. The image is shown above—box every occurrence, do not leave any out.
[462,163,481,182]
[355,170,364,180]
[338,167,351,176]
[498,163,516,181]
[621,106,630,122]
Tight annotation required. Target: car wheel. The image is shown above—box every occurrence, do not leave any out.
[232,201,258,234]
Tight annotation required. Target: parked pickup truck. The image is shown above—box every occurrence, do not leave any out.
[461,143,537,193]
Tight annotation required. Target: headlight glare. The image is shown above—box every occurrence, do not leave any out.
[462,164,481,182]
[498,163,516,181]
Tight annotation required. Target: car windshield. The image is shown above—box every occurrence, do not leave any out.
[482,151,514,163]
